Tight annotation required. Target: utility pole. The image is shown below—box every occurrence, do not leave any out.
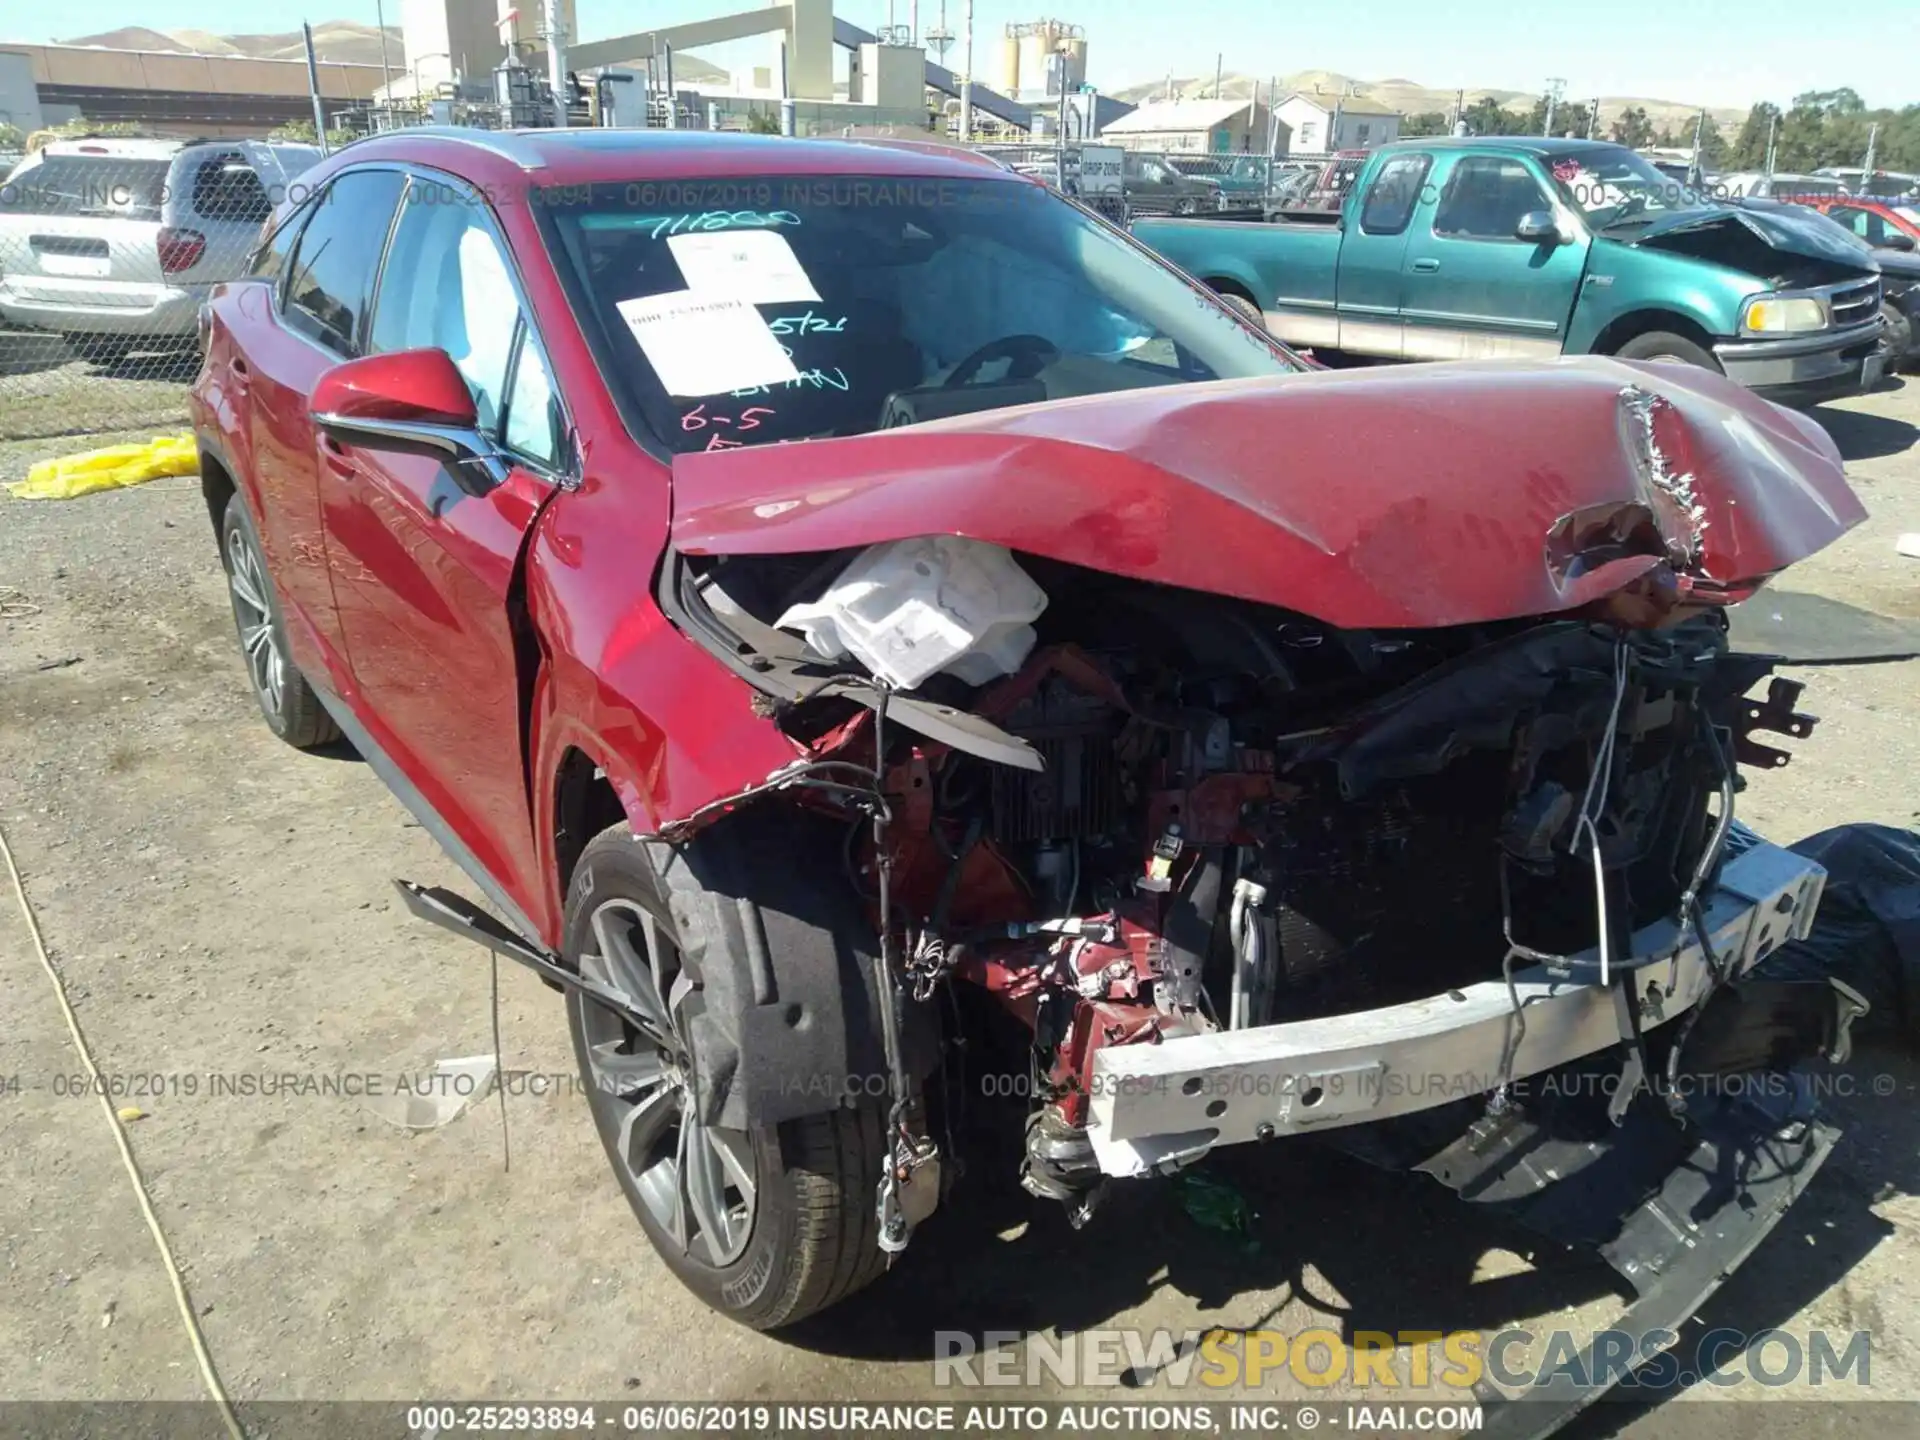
[1543,76,1564,136]
[1214,52,1223,101]
[543,0,569,128]
[1864,121,1881,183]
[1764,109,1778,176]
[959,0,973,140]
[302,22,330,153]
[1586,97,1600,139]
[374,0,393,96]
[1689,107,1706,184]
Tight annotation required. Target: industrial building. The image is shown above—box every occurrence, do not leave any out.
[1099,97,1278,154]
[0,2,1128,142]
[1273,91,1402,152]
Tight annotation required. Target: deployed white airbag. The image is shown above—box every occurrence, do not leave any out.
[776,536,1047,690]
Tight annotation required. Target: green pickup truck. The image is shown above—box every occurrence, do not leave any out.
[1130,137,1886,405]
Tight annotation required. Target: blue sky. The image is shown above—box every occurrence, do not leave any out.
[25,0,1917,111]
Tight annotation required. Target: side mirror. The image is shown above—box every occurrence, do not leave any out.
[310,348,506,495]
[1882,231,1917,252]
[1515,210,1560,243]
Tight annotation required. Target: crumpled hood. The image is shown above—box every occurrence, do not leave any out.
[1629,202,1879,273]
[670,357,1865,630]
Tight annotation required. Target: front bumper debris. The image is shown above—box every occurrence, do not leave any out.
[1087,838,1826,1177]
[1458,1076,1837,1438]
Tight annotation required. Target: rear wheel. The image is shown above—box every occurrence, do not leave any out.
[1214,290,1265,327]
[1612,330,1721,371]
[565,823,892,1329]
[218,497,340,749]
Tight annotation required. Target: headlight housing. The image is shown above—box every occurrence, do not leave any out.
[1740,294,1828,334]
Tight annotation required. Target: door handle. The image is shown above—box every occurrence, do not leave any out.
[231,356,250,377]
[1410,258,1441,273]
[319,433,355,478]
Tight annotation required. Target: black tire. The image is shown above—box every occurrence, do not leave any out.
[1215,290,1265,328]
[1175,196,1198,216]
[1880,302,1914,374]
[218,496,341,749]
[564,822,891,1330]
[1612,329,1722,371]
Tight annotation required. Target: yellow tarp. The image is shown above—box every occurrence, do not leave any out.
[7,433,198,500]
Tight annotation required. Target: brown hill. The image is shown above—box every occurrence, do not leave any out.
[1112,70,1747,137]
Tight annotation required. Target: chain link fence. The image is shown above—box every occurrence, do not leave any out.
[0,137,326,444]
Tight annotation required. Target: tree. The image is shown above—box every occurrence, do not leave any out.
[1694,114,1728,166]
[745,110,782,135]
[1609,106,1655,149]
[0,121,22,152]
[268,117,356,149]
[1462,96,1521,136]
[1729,102,1780,169]
[1400,110,1451,137]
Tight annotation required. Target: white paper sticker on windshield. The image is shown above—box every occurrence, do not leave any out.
[666,229,822,305]
[614,290,801,397]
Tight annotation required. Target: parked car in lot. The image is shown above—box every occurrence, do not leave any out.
[1710,171,1848,203]
[192,131,1867,1394]
[1121,151,1224,213]
[1756,195,1920,371]
[1167,153,1270,205]
[1815,166,1920,200]
[1132,137,1886,405]
[0,136,320,363]
[1804,194,1920,249]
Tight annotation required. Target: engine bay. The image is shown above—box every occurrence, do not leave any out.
[675,542,1796,1222]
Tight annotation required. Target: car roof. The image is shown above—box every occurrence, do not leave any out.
[1376,135,1626,157]
[329,126,1029,188]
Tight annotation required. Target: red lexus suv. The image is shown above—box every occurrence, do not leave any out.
[192,126,1866,1366]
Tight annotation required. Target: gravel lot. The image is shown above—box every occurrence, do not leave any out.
[2,373,1917,1438]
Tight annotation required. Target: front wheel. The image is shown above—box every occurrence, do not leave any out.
[564,823,892,1329]
[1612,330,1721,371]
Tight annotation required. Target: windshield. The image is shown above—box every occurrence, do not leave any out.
[538,175,1301,455]
[1544,146,1708,229]
[0,154,171,220]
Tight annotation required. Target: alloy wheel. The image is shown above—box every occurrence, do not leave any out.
[578,898,758,1266]
[225,526,286,720]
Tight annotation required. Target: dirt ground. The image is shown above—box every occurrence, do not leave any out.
[2,373,1918,1438]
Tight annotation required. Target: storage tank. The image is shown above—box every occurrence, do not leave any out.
[1062,36,1087,91]
[1017,31,1051,96]
[997,36,1021,95]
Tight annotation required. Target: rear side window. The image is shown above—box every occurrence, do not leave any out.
[0,155,170,220]
[249,193,319,291]
[1358,155,1432,235]
[190,154,274,227]
[1433,157,1547,240]
[283,169,406,355]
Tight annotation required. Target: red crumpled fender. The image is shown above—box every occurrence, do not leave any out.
[671,357,1865,630]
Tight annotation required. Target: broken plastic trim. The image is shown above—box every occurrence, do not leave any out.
[656,546,1042,773]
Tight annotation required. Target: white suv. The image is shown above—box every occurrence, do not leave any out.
[0,136,321,363]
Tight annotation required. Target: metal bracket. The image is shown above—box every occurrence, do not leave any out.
[1735,677,1818,771]
[393,879,653,1031]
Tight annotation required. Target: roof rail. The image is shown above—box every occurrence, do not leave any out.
[363,125,547,171]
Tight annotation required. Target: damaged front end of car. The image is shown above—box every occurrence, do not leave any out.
[648,358,1868,1414]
